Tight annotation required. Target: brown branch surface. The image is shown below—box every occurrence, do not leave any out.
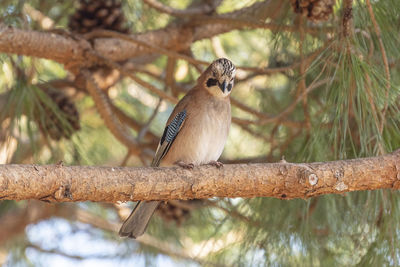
[143,0,218,17]
[342,0,353,37]
[0,1,289,67]
[0,24,88,70]
[0,149,399,203]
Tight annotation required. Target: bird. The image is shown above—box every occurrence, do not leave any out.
[119,58,236,238]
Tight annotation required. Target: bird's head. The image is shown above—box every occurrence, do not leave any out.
[200,58,236,98]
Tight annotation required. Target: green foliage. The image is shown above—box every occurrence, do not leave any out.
[1,0,400,266]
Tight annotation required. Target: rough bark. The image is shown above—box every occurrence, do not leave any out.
[0,1,288,70]
[0,25,88,70]
[0,149,399,203]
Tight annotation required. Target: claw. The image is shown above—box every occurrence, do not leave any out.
[176,161,194,169]
[208,161,223,168]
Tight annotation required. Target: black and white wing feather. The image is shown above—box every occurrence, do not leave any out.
[151,110,187,167]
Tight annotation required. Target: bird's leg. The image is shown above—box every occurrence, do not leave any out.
[175,161,194,169]
[207,161,223,168]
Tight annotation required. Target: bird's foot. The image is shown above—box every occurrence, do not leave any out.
[208,161,223,168]
[176,161,194,169]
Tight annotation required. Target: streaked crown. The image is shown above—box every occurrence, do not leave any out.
[210,58,236,79]
[202,58,236,97]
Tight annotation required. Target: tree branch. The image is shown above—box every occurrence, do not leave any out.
[0,24,88,70]
[143,0,220,17]
[0,1,289,67]
[365,0,391,135]
[82,69,142,154]
[0,149,399,202]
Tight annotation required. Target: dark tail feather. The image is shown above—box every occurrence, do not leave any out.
[119,201,160,238]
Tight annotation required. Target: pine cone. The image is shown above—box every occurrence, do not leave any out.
[35,88,80,140]
[69,0,129,34]
[291,0,335,22]
[156,200,203,225]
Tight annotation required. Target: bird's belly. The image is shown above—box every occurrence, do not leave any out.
[161,114,229,166]
[188,114,229,165]
[193,128,226,164]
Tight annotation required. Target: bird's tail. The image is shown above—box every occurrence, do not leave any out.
[119,201,160,238]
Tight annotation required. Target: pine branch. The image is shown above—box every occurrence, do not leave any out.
[365,0,391,135]
[143,0,221,17]
[0,1,291,68]
[0,149,399,202]
[23,3,55,30]
[85,29,293,75]
[342,0,353,37]
[82,69,143,154]
[0,24,88,71]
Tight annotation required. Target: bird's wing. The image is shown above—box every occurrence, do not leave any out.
[151,110,187,167]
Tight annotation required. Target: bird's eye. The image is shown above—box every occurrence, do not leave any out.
[227,84,232,92]
[206,78,218,87]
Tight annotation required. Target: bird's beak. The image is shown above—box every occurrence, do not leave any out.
[218,80,227,93]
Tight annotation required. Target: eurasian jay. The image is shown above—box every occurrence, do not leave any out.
[119,58,236,238]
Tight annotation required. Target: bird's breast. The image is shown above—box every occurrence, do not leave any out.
[193,111,230,164]
[161,99,231,166]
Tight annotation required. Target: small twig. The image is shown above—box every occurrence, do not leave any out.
[205,199,261,228]
[342,0,354,37]
[231,98,299,128]
[84,29,299,75]
[87,49,179,103]
[365,0,391,137]
[84,29,207,67]
[72,71,160,144]
[165,57,178,96]
[26,241,123,260]
[211,36,228,58]
[27,243,85,260]
[109,102,159,144]
[142,0,328,36]
[23,4,55,30]
[143,0,218,17]
[238,78,331,126]
[120,150,132,167]
[137,97,163,142]
[183,49,205,74]
[233,122,272,142]
[58,207,223,266]
[359,29,384,154]
[191,17,329,36]
[278,128,303,157]
[267,124,280,159]
[81,69,142,154]
[297,16,311,131]
[168,200,199,211]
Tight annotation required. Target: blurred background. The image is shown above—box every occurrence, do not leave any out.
[1,0,400,266]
